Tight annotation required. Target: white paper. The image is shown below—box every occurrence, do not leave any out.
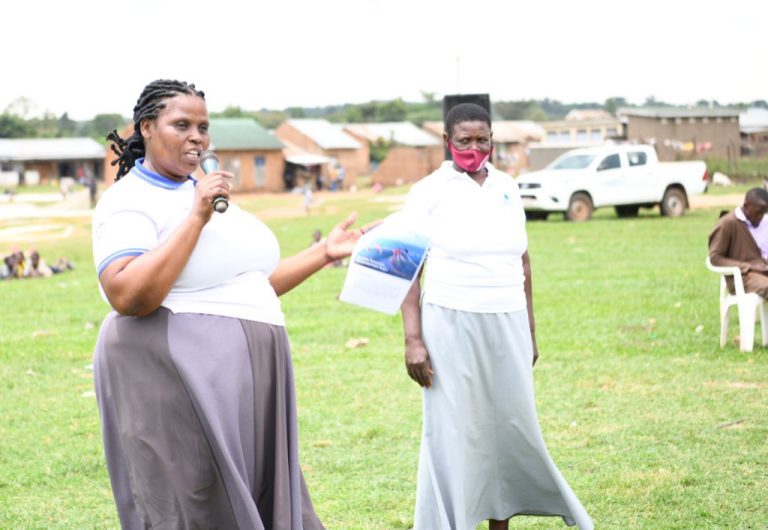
[339,211,432,315]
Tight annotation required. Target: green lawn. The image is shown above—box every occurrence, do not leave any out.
[1,194,766,529]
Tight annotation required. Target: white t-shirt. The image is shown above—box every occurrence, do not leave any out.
[92,159,284,325]
[406,161,528,313]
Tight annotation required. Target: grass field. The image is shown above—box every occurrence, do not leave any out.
[1,189,766,529]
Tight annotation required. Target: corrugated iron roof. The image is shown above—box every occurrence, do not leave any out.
[286,119,361,150]
[617,107,741,119]
[0,137,106,161]
[342,122,440,147]
[492,121,545,143]
[421,120,543,143]
[740,107,768,134]
[209,118,283,150]
[422,121,444,138]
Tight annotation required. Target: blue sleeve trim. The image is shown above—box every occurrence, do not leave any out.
[97,249,148,277]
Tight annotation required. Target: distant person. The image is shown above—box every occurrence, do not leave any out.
[303,179,313,215]
[709,187,768,296]
[23,249,74,277]
[2,247,24,279]
[400,103,593,530]
[335,163,345,191]
[92,78,374,529]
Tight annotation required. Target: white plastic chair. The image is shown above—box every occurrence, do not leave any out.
[705,257,768,352]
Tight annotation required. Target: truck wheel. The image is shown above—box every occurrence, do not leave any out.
[615,205,640,218]
[660,188,687,217]
[525,211,549,221]
[566,193,593,221]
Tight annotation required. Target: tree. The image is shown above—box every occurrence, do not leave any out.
[343,106,363,123]
[421,91,437,105]
[0,113,32,138]
[57,112,77,137]
[89,114,129,141]
[3,96,42,119]
[604,97,628,115]
[370,138,393,163]
[286,107,306,118]
[219,105,247,118]
[378,98,407,122]
[359,102,379,122]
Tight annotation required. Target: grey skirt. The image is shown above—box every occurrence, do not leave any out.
[93,307,324,530]
[415,304,593,530]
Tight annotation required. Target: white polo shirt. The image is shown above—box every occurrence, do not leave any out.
[92,160,284,325]
[405,161,528,313]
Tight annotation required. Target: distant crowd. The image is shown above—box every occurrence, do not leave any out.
[1,247,75,280]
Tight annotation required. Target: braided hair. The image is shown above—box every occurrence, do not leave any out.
[107,79,205,180]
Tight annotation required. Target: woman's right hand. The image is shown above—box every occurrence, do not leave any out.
[192,170,234,222]
[405,337,433,388]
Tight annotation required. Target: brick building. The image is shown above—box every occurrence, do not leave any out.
[275,119,368,189]
[207,118,284,192]
[618,107,741,161]
[343,122,442,186]
[0,137,105,186]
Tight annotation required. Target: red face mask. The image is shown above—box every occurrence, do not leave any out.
[449,141,492,173]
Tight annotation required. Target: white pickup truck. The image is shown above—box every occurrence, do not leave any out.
[516,145,709,221]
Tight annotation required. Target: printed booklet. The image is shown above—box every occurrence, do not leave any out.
[339,210,432,315]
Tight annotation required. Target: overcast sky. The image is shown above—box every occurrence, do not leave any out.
[2,0,766,120]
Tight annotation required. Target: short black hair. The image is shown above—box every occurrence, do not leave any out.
[107,79,205,181]
[745,187,768,204]
[444,103,491,137]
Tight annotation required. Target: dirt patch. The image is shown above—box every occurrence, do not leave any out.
[688,193,742,211]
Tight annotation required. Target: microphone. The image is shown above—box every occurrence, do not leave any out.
[199,150,229,213]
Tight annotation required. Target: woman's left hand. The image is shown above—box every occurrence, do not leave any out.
[325,212,381,261]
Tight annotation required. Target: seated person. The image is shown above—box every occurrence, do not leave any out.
[2,248,24,279]
[709,187,768,296]
[22,249,75,278]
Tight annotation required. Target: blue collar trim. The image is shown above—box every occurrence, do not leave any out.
[131,158,195,189]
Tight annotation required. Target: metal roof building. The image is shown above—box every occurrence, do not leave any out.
[341,122,440,147]
[282,119,361,150]
[0,137,105,162]
[208,118,283,150]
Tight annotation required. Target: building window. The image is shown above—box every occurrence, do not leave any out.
[716,117,723,123]
[546,131,558,143]
[590,129,602,142]
[730,117,737,123]
[689,117,696,124]
[675,118,683,124]
[607,127,618,137]
[702,117,709,124]
[559,131,571,143]
[576,129,588,142]
[661,118,668,124]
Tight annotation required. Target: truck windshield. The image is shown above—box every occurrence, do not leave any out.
[549,154,596,170]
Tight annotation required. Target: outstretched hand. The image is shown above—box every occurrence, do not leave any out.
[325,212,381,261]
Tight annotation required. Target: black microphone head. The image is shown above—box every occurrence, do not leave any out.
[200,150,219,174]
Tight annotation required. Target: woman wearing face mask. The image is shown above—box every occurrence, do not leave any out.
[400,103,593,530]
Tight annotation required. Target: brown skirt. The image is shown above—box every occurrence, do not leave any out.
[93,307,324,530]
